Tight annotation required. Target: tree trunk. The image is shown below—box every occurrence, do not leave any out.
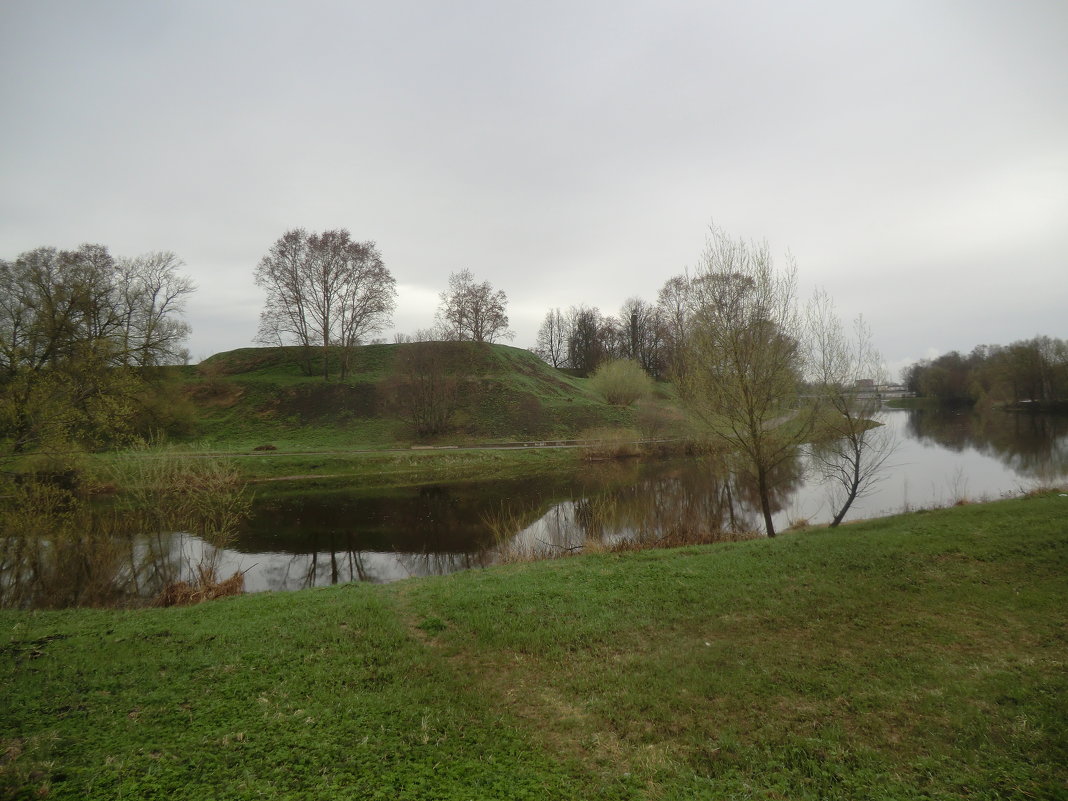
[322,332,330,382]
[829,442,863,528]
[757,464,776,537]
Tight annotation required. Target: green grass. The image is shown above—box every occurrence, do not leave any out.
[3,493,1066,799]
[231,446,585,486]
[89,444,586,489]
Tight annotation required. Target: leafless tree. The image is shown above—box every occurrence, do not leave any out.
[254,229,396,380]
[435,269,512,343]
[657,273,691,379]
[807,291,895,527]
[565,305,611,375]
[384,342,463,437]
[616,297,665,378]
[680,227,812,537]
[116,252,195,368]
[532,307,567,367]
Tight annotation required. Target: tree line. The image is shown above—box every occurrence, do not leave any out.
[527,276,690,379]
[1,244,194,453]
[903,336,1068,407]
[527,228,894,537]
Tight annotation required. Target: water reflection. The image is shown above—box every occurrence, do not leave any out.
[4,409,1066,606]
[512,453,805,550]
[907,407,1068,481]
[202,454,807,591]
[782,409,1068,524]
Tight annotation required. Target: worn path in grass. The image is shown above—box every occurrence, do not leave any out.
[3,494,1066,799]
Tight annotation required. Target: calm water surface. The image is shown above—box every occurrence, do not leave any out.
[180,407,1068,592]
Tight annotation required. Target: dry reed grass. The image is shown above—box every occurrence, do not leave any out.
[1,447,250,609]
[153,565,246,607]
[578,427,643,460]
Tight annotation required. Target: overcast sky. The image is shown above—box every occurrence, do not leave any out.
[2,0,1065,378]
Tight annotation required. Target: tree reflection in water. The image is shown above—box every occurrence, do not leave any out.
[7,408,1064,607]
[0,483,241,610]
[907,408,1068,480]
[493,452,805,561]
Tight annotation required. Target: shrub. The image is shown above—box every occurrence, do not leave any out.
[383,342,463,438]
[588,359,654,406]
[634,399,690,439]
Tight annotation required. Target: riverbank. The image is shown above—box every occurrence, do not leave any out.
[91,443,590,489]
[3,492,1065,799]
[88,434,704,491]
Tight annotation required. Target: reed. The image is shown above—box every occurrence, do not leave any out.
[577,427,643,460]
[0,447,250,609]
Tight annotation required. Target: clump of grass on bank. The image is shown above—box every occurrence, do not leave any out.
[2,493,1066,799]
[579,427,643,460]
[88,444,586,489]
[0,448,250,610]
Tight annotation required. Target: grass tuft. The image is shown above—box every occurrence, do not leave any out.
[153,566,246,607]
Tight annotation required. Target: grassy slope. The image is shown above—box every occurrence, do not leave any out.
[3,494,1066,799]
[185,343,639,450]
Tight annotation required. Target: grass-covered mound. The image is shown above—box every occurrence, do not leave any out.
[185,342,648,449]
[3,493,1065,799]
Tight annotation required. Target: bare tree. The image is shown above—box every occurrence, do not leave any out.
[807,290,895,527]
[384,342,462,437]
[657,273,691,379]
[532,307,568,367]
[116,252,195,368]
[565,305,610,375]
[254,229,396,379]
[616,297,665,378]
[435,269,513,343]
[680,227,811,537]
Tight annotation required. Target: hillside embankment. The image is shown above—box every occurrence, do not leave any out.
[185,342,659,450]
[82,341,693,486]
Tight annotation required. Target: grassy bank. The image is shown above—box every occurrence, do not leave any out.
[3,494,1066,799]
[93,444,587,488]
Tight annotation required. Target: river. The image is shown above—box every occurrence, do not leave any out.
[177,406,1068,593]
[3,407,1065,606]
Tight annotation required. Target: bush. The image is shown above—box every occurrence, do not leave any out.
[588,359,654,406]
[634,399,690,438]
[383,342,463,438]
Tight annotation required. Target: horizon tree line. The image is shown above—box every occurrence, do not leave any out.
[902,337,1068,406]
